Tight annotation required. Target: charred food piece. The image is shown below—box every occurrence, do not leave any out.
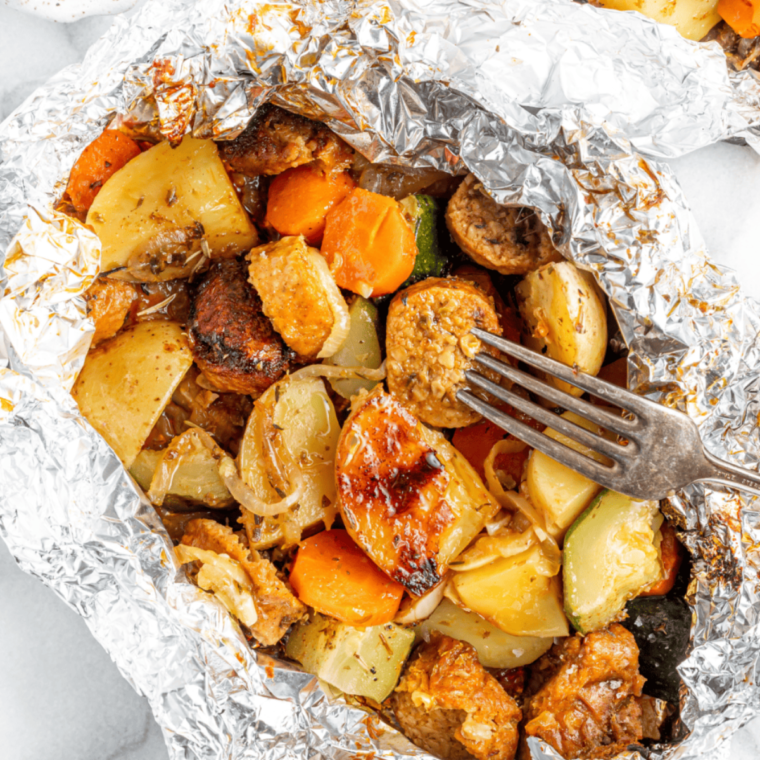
[391,633,522,760]
[336,388,497,596]
[386,277,503,428]
[84,277,138,346]
[181,518,306,646]
[522,624,645,760]
[446,174,560,275]
[188,259,297,395]
[219,104,354,177]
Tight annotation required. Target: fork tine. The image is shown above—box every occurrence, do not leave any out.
[464,370,629,462]
[472,327,650,416]
[472,352,633,438]
[457,390,617,486]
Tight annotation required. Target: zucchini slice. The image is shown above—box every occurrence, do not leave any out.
[400,194,447,286]
[327,296,382,399]
[563,490,664,634]
[285,613,415,702]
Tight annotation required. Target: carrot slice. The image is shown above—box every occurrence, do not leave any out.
[66,130,141,213]
[265,165,356,245]
[289,529,404,626]
[453,420,509,481]
[640,522,683,597]
[452,405,540,482]
[718,0,760,37]
[321,188,417,297]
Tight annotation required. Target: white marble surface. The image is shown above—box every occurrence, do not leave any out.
[2,2,760,758]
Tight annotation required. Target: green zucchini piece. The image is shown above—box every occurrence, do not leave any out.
[563,490,663,634]
[285,613,415,702]
[622,596,691,703]
[327,296,382,399]
[399,194,446,286]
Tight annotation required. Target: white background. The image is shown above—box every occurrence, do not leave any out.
[1,2,760,758]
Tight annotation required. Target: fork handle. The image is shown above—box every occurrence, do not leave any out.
[697,449,760,499]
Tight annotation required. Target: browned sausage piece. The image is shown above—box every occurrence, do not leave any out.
[181,519,306,646]
[386,277,502,428]
[522,624,645,760]
[391,633,522,760]
[219,104,354,177]
[446,174,561,275]
[188,259,297,395]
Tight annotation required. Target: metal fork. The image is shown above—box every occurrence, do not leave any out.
[456,327,760,501]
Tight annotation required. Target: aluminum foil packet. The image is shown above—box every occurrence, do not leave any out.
[2,1,760,759]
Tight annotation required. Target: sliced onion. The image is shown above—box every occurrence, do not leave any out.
[218,456,302,517]
[480,439,562,574]
[485,509,513,536]
[448,529,538,573]
[147,428,233,508]
[307,248,351,358]
[288,361,386,382]
[394,581,447,624]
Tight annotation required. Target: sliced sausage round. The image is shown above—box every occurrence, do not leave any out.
[386,277,502,428]
[446,174,561,275]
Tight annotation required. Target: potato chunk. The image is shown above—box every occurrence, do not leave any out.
[336,388,498,595]
[598,0,721,41]
[386,277,502,428]
[515,261,607,397]
[525,411,608,540]
[451,543,569,638]
[72,321,193,468]
[87,138,258,281]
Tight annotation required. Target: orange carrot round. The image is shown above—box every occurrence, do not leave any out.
[265,165,356,245]
[66,130,141,213]
[640,522,683,597]
[321,187,417,297]
[718,0,760,37]
[289,529,404,626]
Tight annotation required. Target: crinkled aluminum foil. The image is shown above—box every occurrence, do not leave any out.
[2,1,760,759]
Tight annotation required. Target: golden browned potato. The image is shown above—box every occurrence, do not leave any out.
[515,261,607,397]
[83,277,137,345]
[87,138,258,281]
[72,321,193,468]
[247,236,349,358]
[446,174,560,275]
[336,388,498,595]
[386,277,502,428]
